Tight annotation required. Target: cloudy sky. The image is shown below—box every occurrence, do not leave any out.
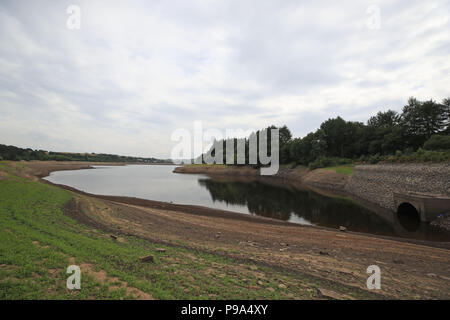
[0,0,449,158]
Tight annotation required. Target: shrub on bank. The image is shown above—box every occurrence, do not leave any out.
[423,135,450,151]
[350,149,450,166]
[377,149,450,163]
[308,157,352,169]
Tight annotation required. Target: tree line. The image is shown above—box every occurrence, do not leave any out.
[0,145,168,163]
[202,97,450,168]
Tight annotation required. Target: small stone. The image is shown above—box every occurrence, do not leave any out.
[257,280,263,285]
[250,265,258,271]
[156,248,166,253]
[215,234,221,239]
[110,235,117,240]
[278,284,287,289]
[319,251,329,255]
[339,226,347,232]
[140,255,154,263]
[267,288,275,292]
[427,273,437,278]
[318,288,346,300]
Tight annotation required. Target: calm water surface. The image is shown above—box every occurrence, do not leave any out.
[44,165,450,242]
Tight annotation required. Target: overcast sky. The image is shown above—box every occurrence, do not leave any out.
[0,0,449,158]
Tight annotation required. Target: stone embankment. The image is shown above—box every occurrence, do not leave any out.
[346,163,450,211]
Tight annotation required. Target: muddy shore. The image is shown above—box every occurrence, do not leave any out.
[173,165,350,192]
[9,161,450,299]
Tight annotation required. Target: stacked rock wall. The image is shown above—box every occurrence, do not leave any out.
[346,163,450,210]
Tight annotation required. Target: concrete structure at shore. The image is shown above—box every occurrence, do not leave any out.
[346,163,450,222]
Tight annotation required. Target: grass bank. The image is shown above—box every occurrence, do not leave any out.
[322,165,354,176]
[0,163,374,300]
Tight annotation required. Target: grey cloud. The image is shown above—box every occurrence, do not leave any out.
[0,0,449,157]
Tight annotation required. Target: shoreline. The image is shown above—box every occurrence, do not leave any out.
[3,160,450,299]
[27,160,174,179]
[173,164,350,193]
[29,161,450,249]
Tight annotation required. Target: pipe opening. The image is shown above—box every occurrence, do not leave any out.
[397,202,421,231]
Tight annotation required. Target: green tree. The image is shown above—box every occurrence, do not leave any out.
[320,117,348,157]
[367,110,405,154]
[442,98,450,134]
[402,97,448,148]
[310,129,327,160]
[279,125,293,164]
[367,110,401,128]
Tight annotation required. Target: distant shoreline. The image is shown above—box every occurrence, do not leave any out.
[16,160,174,179]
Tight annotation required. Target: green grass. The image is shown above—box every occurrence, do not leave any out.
[0,176,296,299]
[0,166,375,300]
[323,165,354,175]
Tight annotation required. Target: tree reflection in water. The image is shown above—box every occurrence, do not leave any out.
[198,176,450,242]
[198,177,395,235]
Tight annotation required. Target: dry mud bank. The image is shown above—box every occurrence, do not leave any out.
[23,160,126,179]
[173,165,349,192]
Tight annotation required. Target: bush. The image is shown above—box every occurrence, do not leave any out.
[368,154,382,164]
[383,149,450,163]
[308,157,352,169]
[423,135,450,151]
[49,155,72,161]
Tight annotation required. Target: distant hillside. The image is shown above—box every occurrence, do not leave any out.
[0,144,172,163]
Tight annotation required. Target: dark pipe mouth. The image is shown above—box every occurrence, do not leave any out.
[397,202,421,231]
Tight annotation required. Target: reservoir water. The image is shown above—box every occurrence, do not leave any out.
[44,164,450,242]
